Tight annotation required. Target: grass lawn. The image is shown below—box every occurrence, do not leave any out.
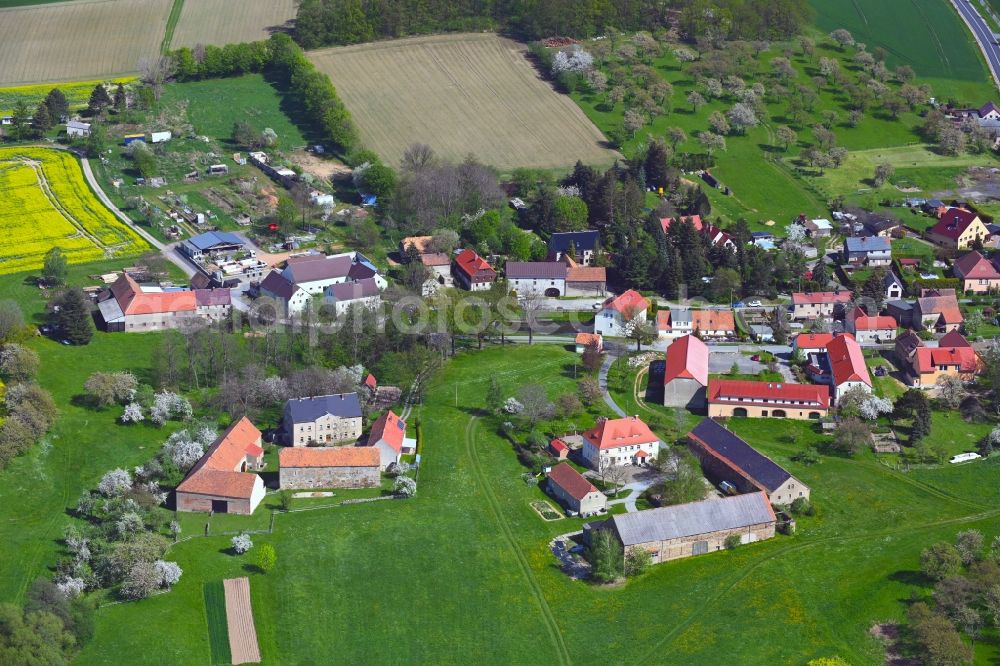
[158,74,308,147]
[3,342,990,664]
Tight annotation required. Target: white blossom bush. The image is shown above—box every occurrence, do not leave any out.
[552,47,594,74]
[988,425,1000,447]
[120,561,159,600]
[150,392,193,426]
[98,469,132,498]
[120,402,145,424]
[858,395,894,421]
[556,185,581,197]
[504,397,524,414]
[154,560,183,588]
[115,511,144,539]
[55,577,86,598]
[164,436,206,472]
[231,533,253,554]
[393,476,417,497]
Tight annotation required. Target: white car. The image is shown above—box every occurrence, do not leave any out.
[747,300,762,307]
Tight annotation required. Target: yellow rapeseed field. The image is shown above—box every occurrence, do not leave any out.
[0,147,149,275]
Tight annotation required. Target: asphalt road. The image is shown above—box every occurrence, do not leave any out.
[953,0,1000,88]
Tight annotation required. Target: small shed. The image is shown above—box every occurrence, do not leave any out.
[66,120,91,137]
[123,133,144,146]
[150,130,172,143]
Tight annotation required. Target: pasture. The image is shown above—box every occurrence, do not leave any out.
[0,147,148,274]
[57,344,1000,665]
[171,0,296,49]
[308,33,618,171]
[0,0,172,86]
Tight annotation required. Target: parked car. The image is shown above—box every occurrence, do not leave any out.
[750,354,761,361]
[719,481,738,496]
[747,299,762,307]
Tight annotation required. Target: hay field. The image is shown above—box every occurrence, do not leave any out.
[172,0,296,48]
[309,33,617,170]
[0,0,172,86]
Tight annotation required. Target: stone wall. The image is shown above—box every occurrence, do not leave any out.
[280,465,380,490]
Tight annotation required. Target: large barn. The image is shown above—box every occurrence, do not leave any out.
[279,446,380,490]
[175,417,265,515]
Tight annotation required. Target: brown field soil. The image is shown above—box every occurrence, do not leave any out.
[287,150,352,180]
[171,0,296,48]
[308,33,618,171]
[0,0,172,86]
[223,577,261,665]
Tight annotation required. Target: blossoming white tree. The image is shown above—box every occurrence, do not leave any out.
[98,468,132,498]
[232,533,253,554]
[154,560,183,588]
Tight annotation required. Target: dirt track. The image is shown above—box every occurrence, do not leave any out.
[224,577,261,664]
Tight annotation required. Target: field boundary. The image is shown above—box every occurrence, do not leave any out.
[223,577,261,665]
[203,581,232,666]
[160,0,185,53]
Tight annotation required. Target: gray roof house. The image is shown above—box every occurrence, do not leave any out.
[844,236,891,266]
[595,493,776,564]
[282,393,364,446]
[181,230,244,261]
[281,251,387,295]
[883,272,904,300]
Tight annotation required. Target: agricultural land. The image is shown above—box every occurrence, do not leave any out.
[0,0,173,86]
[171,0,297,48]
[308,33,619,171]
[0,147,148,274]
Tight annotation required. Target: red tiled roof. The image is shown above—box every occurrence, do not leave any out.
[914,346,980,375]
[549,438,569,453]
[109,273,197,315]
[691,310,736,332]
[827,334,871,387]
[664,334,709,386]
[707,379,830,409]
[791,291,852,305]
[899,258,920,267]
[601,289,649,316]
[634,450,649,457]
[917,295,963,324]
[419,252,452,267]
[575,333,603,348]
[566,266,606,282]
[176,417,263,499]
[656,310,671,330]
[364,373,377,389]
[454,249,496,281]
[929,208,981,240]
[547,462,599,501]
[939,330,972,348]
[583,416,659,450]
[368,409,406,453]
[852,310,897,331]
[279,446,380,468]
[953,251,1000,280]
[659,215,703,234]
[793,332,837,350]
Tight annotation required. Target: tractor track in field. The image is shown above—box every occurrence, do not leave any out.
[464,417,572,666]
[631,504,1000,665]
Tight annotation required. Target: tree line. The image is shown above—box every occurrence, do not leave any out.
[292,0,813,50]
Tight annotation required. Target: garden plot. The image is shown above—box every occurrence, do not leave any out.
[223,577,261,665]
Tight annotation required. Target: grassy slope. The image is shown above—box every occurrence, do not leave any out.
[70,344,1000,665]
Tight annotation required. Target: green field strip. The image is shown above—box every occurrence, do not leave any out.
[203,581,232,666]
[160,0,185,53]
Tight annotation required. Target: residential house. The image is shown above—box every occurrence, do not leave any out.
[581,416,661,470]
[826,333,872,402]
[594,290,649,337]
[899,331,980,388]
[575,333,603,354]
[66,120,91,137]
[420,252,453,293]
[96,273,229,332]
[844,237,892,267]
[846,309,898,345]
[663,334,709,409]
[790,291,852,320]
[949,101,1000,136]
[547,230,601,265]
[547,463,607,517]
[860,215,903,238]
[884,272,905,300]
[749,324,774,342]
[323,277,381,316]
[453,249,497,291]
[278,447,380,490]
[927,208,989,250]
[659,214,703,234]
[175,417,266,514]
[656,309,736,339]
[803,218,833,237]
[895,329,924,367]
[792,332,837,355]
[953,251,1000,293]
[706,380,829,420]
[687,418,811,504]
[281,251,387,295]
[180,230,245,262]
[914,294,963,332]
[282,393,364,446]
[591,492,776,565]
[258,270,310,316]
[366,409,409,471]
[505,261,606,297]
[660,215,734,250]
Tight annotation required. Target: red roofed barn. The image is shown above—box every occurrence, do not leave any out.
[663,334,709,409]
[546,463,607,516]
[366,409,407,470]
[176,417,266,514]
[706,379,829,420]
[279,446,381,489]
